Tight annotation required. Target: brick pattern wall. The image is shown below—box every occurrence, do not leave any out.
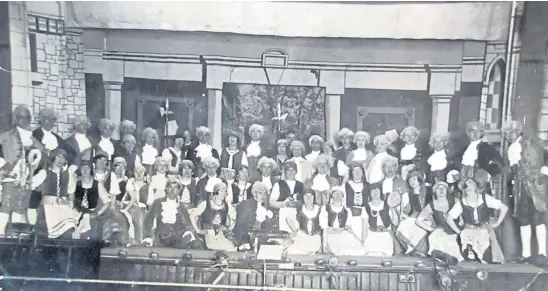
[479,42,506,130]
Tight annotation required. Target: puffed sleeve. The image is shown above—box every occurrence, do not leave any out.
[447,201,463,220]
[319,206,329,229]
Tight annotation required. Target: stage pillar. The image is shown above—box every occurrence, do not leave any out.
[430,95,452,134]
[104,81,123,140]
[207,89,223,150]
[320,70,345,143]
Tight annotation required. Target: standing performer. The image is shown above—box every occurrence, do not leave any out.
[398,126,424,180]
[188,126,219,175]
[346,131,374,172]
[0,106,45,235]
[426,133,452,185]
[64,115,94,166]
[120,134,141,177]
[219,130,248,176]
[245,124,268,182]
[120,120,137,137]
[334,128,355,162]
[322,142,349,186]
[95,118,123,161]
[139,127,159,177]
[366,135,393,184]
[162,133,187,172]
[305,135,324,162]
[502,120,548,265]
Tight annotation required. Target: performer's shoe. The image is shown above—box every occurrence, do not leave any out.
[531,255,548,267]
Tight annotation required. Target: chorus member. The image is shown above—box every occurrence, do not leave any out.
[285,131,297,150]
[426,133,451,185]
[245,124,268,182]
[95,119,122,161]
[395,171,429,255]
[305,135,324,162]
[273,139,290,179]
[92,151,110,185]
[322,142,349,185]
[147,157,170,206]
[320,187,366,256]
[64,115,93,165]
[306,154,338,206]
[416,182,463,262]
[196,156,223,202]
[380,156,408,202]
[446,178,508,263]
[191,182,237,251]
[139,127,159,177]
[120,134,141,177]
[285,191,322,255]
[219,130,248,174]
[363,184,399,257]
[288,141,309,182]
[345,163,370,216]
[346,131,374,171]
[73,161,99,239]
[233,182,275,250]
[270,161,304,232]
[121,164,148,243]
[227,165,252,205]
[178,160,199,209]
[142,178,202,249]
[398,126,424,180]
[180,128,196,154]
[366,135,392,184]
[0,106,44,235]
[459,121,504,183]
[335,128,355,162]
[120,120,137,137]
[162,133,187,172]
[503,120,548,265]
[253,156,279,191]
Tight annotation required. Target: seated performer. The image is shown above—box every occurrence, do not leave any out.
[503,120,548,265]
[147,157,170,206]
[0,105,45,235]
[121,163,148,243]
[162,132,188,172]
[191,182,237,251]
[322,141,349,186]
[269,161,304,232]
[426,133,452,185]
[219,129,248,175]
[196,156,223,202]
[345,163,370,216]
[178,160,199,209]
[64,115,93,166]
[446,177,508,263]
[416,181,464,262]
[320,187,366,256]
[367,135,392,184]
[363,184,399,257]
[226,165,252,205]
[335,128,355,162]
[73,160,99,214]
[120,134,141,177]
[188,126,219,171]
[139,128,159,177]
[95,119,123,161]
[346,131,374,172]
[245,124,268,182]
[398,126,424,180]
[288,141,309,182]
[233,182,274,250]
[305,135,324,162]
[285,191,322,255]
[395,171,429,256]
[253,156,279,191]
[142,177,202,249]
[306,154,338,206]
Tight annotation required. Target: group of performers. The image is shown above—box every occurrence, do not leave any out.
[0,105,547,266]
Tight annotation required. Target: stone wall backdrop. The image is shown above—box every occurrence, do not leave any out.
[28,12,85,137]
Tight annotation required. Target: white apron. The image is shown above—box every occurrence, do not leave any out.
[364,230,394,257]
[460,227,490,260]
[428,228,464,261]
[43,198,82,238]
[325,228,366,256]
[396,218,428,254]
[286,231,321,255]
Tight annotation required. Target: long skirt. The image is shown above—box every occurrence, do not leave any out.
[396,218,428,254]
[40,199,81,238]
[325,228,366,256]
[285,231,321,255]
[428,229,464,261]
[204,230,237,251]
[460,227,490,260]
[278,207,297,233]
[364,230,394,257]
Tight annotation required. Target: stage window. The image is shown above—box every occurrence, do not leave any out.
[480,58,505,130]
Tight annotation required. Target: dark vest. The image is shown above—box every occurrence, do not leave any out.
[231,182,252,204]
[125,151,138,176]
[277,180,304,202]
[329,158,340,178]
[461,194,491,226]
[168,148,184,168]
[345,181,369,208]
[335,146,352,162]
[180,179,198,207]
[201,201,229,229]
[326,205,348,228]
[431,197,456,234]
[296,207,321,235]
[364,201,391,231]
[74,180,99,212]
[42,169,69,197]
[220,148,245,170]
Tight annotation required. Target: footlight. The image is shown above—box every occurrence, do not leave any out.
[328,257,339,267]
[381,261,393,268]
[117,249,127,258]
[182,252,192,261]
[477,270,488,280]
[314,259,326,266]
[347,260,358,266]
[149,252,159,260]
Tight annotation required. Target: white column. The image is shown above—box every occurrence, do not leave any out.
[208,89,223,150]
[430,95,452,134]
[104,81,123,140]
[326,94,341,143]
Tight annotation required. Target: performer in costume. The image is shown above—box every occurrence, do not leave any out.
[320,187,366,256]
[196,156,223,202]
[273,139,290,180]
[245,124,268,182]
[384,129,402,158]
[398,126,425,180]
[162,133,188,172]
[178,160,199,210]
[270,161,304,232]
[139,127,159,177]
[73,160,99,239]
[335,128,355,162]
[416,181,464,262]
[367,135,393,184]
[252,156,279,191]
[233,182,275,250]
[426,133,452,185]
[188,126,219,171]
[142,177,202,249]
[502,120,548,265]
[446,177,508,263]
[64,115,93,166]
[147,157,170,206]
[363,184,399,257]
[219,129,248,176]
[346,131,374,172]
[395,171,429,255]
[305,135,324,162]
[118,161,147,244]
[305,154,339,206]
[120,134,141,177]
[191,182,237,251]
[226,165,252,205]
[288,141,309,182]
[0,106,45,235]
[120,120,137,137]
[345,163,370,216]
[29,108,65,225]
[285,191,322,255]
[322,141,349,186]
[95,119,123,161]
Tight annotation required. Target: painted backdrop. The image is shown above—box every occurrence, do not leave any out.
[222,83,326,149]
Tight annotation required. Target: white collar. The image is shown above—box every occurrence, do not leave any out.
[512,136,522,146]
[384,176,395,181]
[250,140,260,145]
[42,128,52,135]
[470,139,482,147]
[101,136,111,141]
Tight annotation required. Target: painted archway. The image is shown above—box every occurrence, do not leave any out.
[479,57,506,130]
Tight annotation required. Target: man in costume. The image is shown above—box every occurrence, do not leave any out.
[64,115,94,166]
[95,118,123,161]
[245,124,268,182]
[334,128,354,162]
[502,120,548,266]
[0,106,45,235]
